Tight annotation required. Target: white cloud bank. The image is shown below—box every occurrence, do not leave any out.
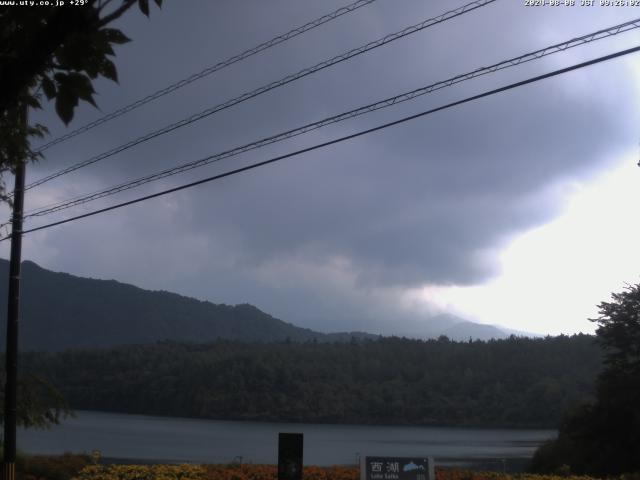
[422,153,640,335]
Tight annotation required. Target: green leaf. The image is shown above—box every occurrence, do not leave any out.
[67,73,98,108]
[100,28,130,45]
[25,95,41,109]
[85,95,98,108]
[82,56,102,79]
[52,72,98,123]
[102,42,115,56]
[32,123,49,138]
[55,35,91,71]
[90,31,116,57]
[55,91,76,125]
[41,76,57,100]
[99,58,118,83]
[74,87,97,108]
[138,0,149,16]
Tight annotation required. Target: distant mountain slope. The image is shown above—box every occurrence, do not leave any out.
[441,321,509,341]
[0,259,359,351]
[0,259,519,351]
[392,314,524,341]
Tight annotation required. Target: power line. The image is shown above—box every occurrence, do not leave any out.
[22,17,640,220]
[23,0,496,192]
[6,44,639,241]
[33,0,379,153]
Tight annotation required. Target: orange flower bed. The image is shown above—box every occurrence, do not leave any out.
[199,465,599,480]
[434,470,597,480]
[202,465,358,480]
[16,456,607,480]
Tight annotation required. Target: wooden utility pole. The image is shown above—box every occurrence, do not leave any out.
[3,105,27,480]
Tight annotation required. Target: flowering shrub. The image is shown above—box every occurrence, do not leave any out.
[22,459,613,480]
[71,464,206,480]
[199,465,601,480]
[17,453,91,480]
[435,470,598,480]
[202,464,358,480]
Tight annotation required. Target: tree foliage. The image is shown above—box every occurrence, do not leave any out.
[21,335,600,429]
[0,370,70,429]
[0,0,162,201]
[0,0,161,428]
[531,283,640,475]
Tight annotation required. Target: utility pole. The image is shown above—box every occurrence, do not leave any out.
[3,104,27,480]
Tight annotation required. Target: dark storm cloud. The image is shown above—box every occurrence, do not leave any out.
[6,0,640,331]
[178,60,636,288]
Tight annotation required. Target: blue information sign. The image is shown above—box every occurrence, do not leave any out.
[360,456,434,480]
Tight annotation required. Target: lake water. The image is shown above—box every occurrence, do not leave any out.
[18,410,555,469]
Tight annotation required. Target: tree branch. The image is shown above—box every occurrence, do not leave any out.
[97,0,119,15]
[97,0,137,27]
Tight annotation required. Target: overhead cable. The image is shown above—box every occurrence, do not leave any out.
[23,17,640,219]
[33,0,380,153]
[6,44,639,241]
[23,0,496,192]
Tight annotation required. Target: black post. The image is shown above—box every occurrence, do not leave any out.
[278,433,303,480]
[3,109,27,480]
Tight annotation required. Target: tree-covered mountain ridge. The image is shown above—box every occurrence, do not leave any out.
[0,259,513,351]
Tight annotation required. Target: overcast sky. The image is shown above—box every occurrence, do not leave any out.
[2,0,640,336]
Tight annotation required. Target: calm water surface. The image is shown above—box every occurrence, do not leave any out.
[18,411,556,467]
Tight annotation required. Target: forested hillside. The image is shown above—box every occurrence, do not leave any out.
[0,260,377,350]
[21,335,600,428]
